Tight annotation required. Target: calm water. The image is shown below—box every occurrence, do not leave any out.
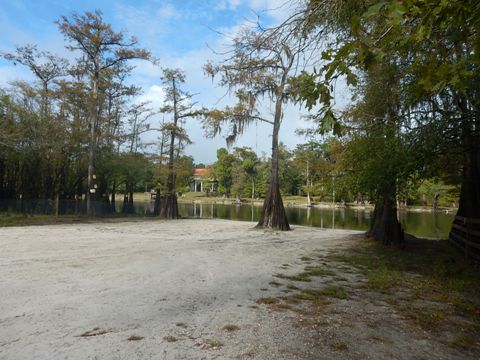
[177,203,455,239]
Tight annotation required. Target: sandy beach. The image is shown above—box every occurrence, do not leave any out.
[0,219,475,359]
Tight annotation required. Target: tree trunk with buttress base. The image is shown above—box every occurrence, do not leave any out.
[455,95,480,220]
[457,137,480,219]
[159,77,179,219]
[256,91,290,230]
[367,183,404,246]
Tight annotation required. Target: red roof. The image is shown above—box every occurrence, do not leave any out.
[194,168,209,176]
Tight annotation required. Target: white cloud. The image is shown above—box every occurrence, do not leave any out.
[215,0,242,11]
[155,3,180,19]
[135,84,165,108]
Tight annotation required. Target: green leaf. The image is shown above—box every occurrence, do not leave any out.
[363,2,386,19]
[350,15,361,36]
[321,50,332,61]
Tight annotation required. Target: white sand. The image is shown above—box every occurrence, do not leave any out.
[0,219,360,360]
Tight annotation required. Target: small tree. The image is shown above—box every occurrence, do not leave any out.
[204,26,306,230]
[214,148,235,196]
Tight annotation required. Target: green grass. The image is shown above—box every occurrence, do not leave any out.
[163,335,178,342]
[319,286,348,299]
[330,340,348,351]
[399,305,449,330]
[450,330,477,348]
[327,238,480,297]
[127,335,144,341]
[304,266,336,277]
[275,272,312,282]
[256,297,279,305]
[325,236,480,350]
[205,339,224,348]
[365,267,405,292]
[284,289,330,307]
[270,303,293,310]
[0,213,84,227]
[222,324,240,332]
[275,265,335,282]
[0,212,150,227]
[300,256,313,261]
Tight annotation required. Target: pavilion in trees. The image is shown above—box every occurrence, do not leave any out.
[191,168,217,193]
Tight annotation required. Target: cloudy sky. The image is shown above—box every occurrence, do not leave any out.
[0,0,345,164]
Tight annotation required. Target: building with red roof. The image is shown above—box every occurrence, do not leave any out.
[191,168,217,193]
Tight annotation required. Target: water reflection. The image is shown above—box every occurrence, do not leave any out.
[176,203,454,239]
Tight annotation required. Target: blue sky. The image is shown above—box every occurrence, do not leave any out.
[0,0,336,164]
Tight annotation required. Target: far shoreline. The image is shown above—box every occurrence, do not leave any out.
[176,196,458,215]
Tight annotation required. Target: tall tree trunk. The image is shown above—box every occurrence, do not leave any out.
[122,190,129,214]
[367,184,404,246]
[86,67,99,216]
[457,143,480,218]
[86,121,96,216]
[256,92,290,230]
[129,188,134,213]
[456,96,480,219]
[153,188,161,216]
[111,180,116,213]
[159,77,179,219]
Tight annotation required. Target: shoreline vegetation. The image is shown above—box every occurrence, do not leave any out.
[173,192,458,214]
[0,191,457,228]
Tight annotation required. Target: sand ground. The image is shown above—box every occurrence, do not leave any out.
[0,219,474,359]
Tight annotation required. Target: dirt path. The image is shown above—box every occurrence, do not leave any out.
[0,219,475,359]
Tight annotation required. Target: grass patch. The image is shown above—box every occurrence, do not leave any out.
[286,284,299,290]
[274,266,335,282]
[300,256,313,261]
[163,335,178,342]
[256,297,279,305]
[270,303,293,311]
[330,340,348,350]
[222,324,240,332]
[0,213,88,227]
[78,327,109,337]
[324,236,480,352]
[275,266,335,282]
[399,305,449,330]
[327,238,480,296]
[285,289,330,307]
[369,336,393,344]
[205,339,223,348]
[275,273,311,282]
[365,268,404,293]
[127,335,144,341]
[320,286,348,299]
[304,266,336,277]
[449,330,476,348]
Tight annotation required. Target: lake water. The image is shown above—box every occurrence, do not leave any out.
[177,203,455,239]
